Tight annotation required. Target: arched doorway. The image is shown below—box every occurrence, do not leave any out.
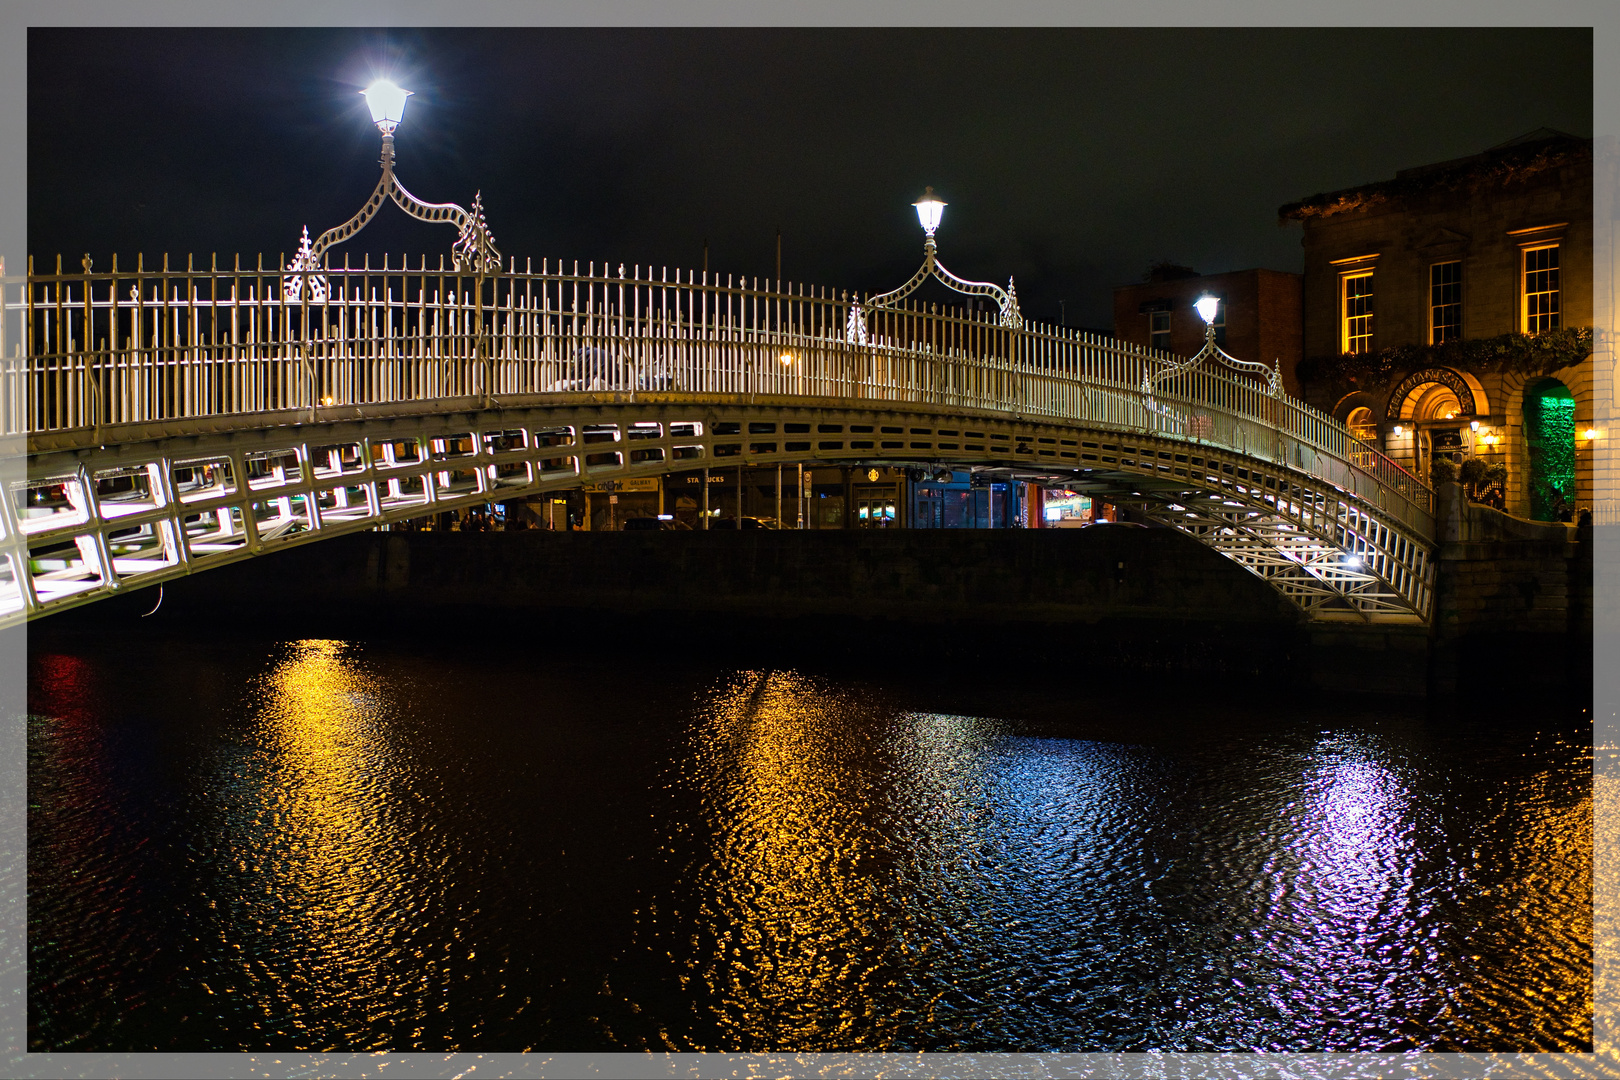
[1386,367,1484,481]
[1523,378,1575,521]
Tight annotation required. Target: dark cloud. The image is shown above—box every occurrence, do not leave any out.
[28,27,1592,328]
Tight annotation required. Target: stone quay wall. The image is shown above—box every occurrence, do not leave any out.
[1429,482,1593,696]
[56,508,1592,702]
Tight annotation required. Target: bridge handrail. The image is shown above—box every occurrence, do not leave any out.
[0,258,1431,526]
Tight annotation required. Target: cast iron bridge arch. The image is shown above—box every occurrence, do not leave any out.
[1,255,1436,629]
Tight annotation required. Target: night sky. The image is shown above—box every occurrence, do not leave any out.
[27,27,1592,331]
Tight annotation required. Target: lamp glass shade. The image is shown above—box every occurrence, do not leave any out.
[362,81,412,126]
[1194,295,1220,325]
[913,187,946,236]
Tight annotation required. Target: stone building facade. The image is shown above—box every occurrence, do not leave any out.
[1112,266,1305,397]
[1280,129,1595,521]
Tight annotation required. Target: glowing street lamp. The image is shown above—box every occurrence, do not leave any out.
[360,79,412,134]
[284,77,501,302]
[1194,294,1221,326]
[913,186,947,239]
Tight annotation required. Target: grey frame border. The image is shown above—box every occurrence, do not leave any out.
[1,2,1612,1077]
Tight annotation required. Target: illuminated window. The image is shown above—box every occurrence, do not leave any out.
[1345,405,1375,467]
[1342,272,1373,354]
[1430,261,1461,343]
[1523,245,1560,334]
[1346,406,1376,443]
[1149,310,1171,351]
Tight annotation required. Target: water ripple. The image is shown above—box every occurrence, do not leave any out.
[27,648,1591,1053]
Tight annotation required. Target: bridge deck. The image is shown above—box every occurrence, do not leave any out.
[2,258,1434,627]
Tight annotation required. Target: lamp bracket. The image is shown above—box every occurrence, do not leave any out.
[1142,323,1283,397]
[847,238,1023,343]
[285,134,502,301]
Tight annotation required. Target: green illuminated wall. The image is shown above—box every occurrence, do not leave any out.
[1524,379,1575,521]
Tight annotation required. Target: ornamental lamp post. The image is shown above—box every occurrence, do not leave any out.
[1141,291,1283,405]
[285,77,501,302]
[285,76,503,410]
[847,187,1022,343]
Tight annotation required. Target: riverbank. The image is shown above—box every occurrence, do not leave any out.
[32,523,1590,705]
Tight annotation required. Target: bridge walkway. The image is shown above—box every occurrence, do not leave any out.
[2,257,1434,628]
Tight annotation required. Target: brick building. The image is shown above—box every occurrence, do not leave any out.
[1112,266,1305,397]
[1279,129,1595,521]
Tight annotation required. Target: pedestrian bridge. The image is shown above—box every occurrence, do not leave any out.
[0,254,1435,629]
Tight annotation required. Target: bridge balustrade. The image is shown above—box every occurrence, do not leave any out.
[2,253,1428,530]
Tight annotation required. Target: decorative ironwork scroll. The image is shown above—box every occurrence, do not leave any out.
[849,234,1022,342]
[284,133,501,301]
[1142,323,1283,399]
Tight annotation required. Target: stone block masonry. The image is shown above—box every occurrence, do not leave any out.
[1430,482,1592,698]
[41,508,1590,704]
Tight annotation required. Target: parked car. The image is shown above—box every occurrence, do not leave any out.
[622,516,684,531]
[705,516,774,530]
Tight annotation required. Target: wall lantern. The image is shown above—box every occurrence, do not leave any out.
[1583,427,1598,441]
[1393,425,1404,437]
[1470,420,1480,431]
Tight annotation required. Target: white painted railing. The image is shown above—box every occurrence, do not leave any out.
[1,254,1432,520]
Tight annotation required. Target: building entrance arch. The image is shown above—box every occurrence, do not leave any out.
[1387,367,1488,482]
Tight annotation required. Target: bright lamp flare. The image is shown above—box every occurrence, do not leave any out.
[1194,295,1221,325]
[361,80,412,131]
[913,186,947,237]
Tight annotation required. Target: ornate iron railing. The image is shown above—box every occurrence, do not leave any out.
[1,253,1432,522]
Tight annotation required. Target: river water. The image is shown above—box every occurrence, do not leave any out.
[26,635,1591,1053]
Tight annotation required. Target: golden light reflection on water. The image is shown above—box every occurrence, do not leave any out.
[214,639,422,1045]
[689,670,897,1049]
[1461,766,1592,1049]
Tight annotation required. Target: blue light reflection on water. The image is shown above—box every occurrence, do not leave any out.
[27,644,1590,1052]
